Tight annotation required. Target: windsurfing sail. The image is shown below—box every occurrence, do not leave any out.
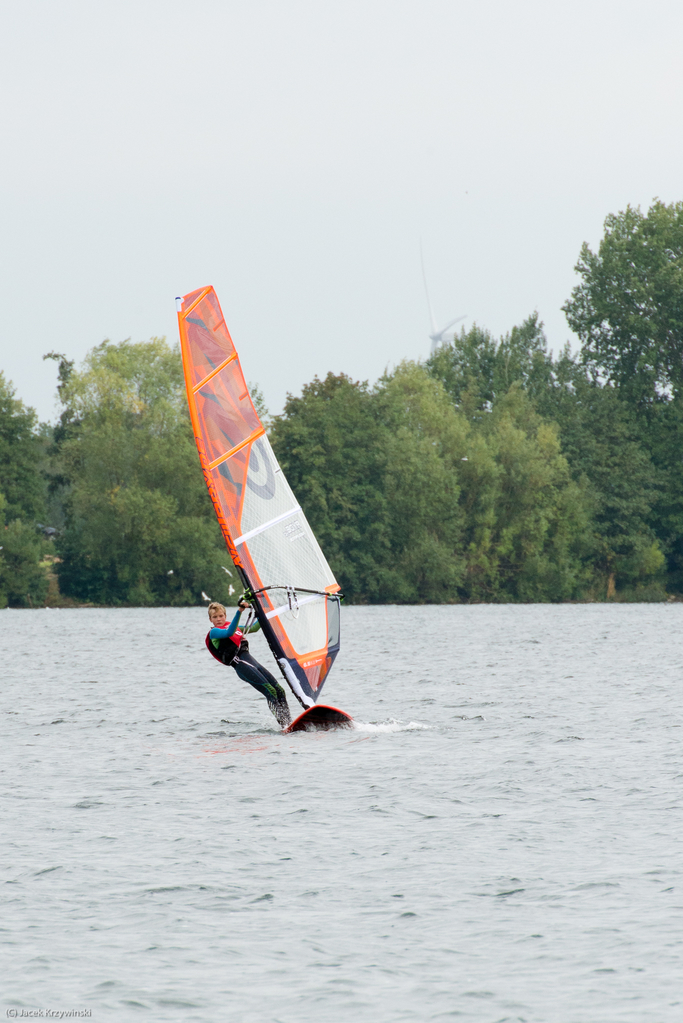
[176,286,341,708]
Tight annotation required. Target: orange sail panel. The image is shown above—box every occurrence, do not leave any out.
[177,286,341,707]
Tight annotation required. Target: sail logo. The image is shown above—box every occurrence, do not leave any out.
[283,519,304,542]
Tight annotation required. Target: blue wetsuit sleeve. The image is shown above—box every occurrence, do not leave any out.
[225,607,243,636]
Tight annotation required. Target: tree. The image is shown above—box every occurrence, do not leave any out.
[425,314,554,411]
[51,338,231,605]
[0,374,50,606]
[456,385,592,602]
[563,200,683,403]
[563,200,683,591]
[535,355,664,595]
[0,493,49,608]
[0,372,47,523]
[271,365,592,603]
[271,367,469,602]
[643,398,683,592]
[270,372,393,602]
[373,363,468,601]
[427,317,667,598]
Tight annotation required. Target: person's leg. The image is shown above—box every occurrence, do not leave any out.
[233,652,291,727]
[246,656,284,692]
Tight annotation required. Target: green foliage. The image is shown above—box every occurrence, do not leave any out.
[0,377,50,606]
[247,382,269,427]
[426,315,668,599]
[562,200,683,591]
[376,365,467,601]
[272,367,468,603]
[0,372,46,523]
[0,494,49,608]
[643,398,683,591]
[271,366,592,603]
[535,360,662,589]
[43,352,77,443]
[9,195,676,606]
[51,337,230,606]
[563,200,683,403]
[457,386,592,602]
[269,372,393,602]
[426,314,554,411]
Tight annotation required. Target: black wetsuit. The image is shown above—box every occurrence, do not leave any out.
[206,610,291,728]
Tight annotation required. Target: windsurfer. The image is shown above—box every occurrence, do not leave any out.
[206,600,292,729]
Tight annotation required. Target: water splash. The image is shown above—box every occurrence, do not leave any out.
[351,718,431,734]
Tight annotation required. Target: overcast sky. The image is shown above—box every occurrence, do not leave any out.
[2,0,682,422]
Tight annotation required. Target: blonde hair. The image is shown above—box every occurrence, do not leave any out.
[207,602,226,618]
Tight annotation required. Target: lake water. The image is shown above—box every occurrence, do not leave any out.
[1,604,682,1022]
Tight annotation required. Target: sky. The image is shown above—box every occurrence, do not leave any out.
[2,0,682,422]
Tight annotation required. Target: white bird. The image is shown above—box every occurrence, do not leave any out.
[421,246,466,355]
[201,591,211,602]
[221,565,233,577]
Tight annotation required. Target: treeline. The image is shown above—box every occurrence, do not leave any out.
[2,199,682,606]
[5,340,236,608]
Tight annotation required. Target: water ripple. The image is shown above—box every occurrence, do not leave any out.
[1,603,682,1021]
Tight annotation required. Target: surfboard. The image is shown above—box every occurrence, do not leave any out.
[283,704,353,733]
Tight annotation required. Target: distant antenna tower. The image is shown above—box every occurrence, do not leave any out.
[421,245,466,355]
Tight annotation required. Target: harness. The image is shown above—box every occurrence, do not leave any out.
[205,626,245,666]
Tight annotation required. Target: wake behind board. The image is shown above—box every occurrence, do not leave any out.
[284,704,353,734]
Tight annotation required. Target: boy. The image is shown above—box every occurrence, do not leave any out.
[206,599,292,729]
